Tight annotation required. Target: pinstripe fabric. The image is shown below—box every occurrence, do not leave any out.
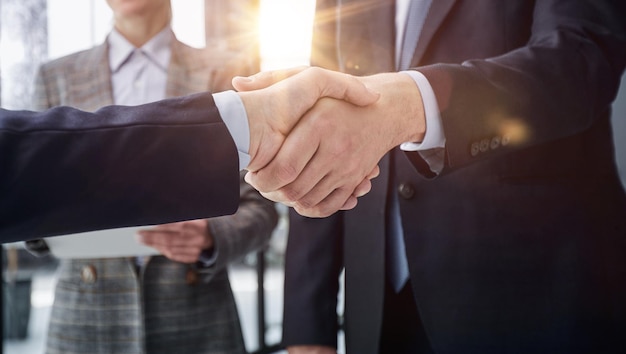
[29,32,274,354]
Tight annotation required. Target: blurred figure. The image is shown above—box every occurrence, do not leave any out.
[25,1,277,353]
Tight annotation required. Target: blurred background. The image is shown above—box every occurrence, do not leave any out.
[1,0,625,353]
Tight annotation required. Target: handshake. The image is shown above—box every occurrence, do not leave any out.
[232,67,425,218]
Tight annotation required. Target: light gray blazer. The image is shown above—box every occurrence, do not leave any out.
[28,32,276,354]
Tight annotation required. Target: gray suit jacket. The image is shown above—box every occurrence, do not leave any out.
[27,33,276,354]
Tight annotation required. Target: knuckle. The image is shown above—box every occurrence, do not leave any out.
[307,66,322,78]
[294,196,315,210]
[297,201,333,218]
[281,186,306,204]
[274,163,299,186]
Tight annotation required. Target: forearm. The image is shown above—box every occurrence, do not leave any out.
[418,1,626,172]
[282,210,344,347]
[0,95,240,242]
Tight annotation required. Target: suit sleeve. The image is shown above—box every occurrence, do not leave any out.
[280,0,344,348]
[416,0,626,174]
[282,210,344,348]
[197,171,278,282]
[0,92,240,243]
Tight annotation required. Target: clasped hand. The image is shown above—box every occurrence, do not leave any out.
[235,67,424,218]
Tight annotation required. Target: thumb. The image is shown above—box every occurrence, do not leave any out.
[322,71,380,107]
[291,67,380,107]
[232,66,309,92]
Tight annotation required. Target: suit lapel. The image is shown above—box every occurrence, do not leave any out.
[410,0,456,66]
[166,38,213,97]
[343,0,456,73]
[67,42,114,109]
[337,0,395,74]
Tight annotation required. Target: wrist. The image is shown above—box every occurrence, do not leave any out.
[363,73,426,150]
[392,73,426,145]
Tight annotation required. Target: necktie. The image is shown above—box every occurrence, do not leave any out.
[386,160,410,292]
[387,0,433,293]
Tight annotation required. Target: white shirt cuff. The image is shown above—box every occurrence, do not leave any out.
[213,90,251,170]
[398,71,446,151]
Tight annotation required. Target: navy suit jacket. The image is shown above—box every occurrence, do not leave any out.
[284,1,626,353]
[0,93,239,243]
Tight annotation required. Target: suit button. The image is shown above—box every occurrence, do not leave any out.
[490,136,501,150]
[470,142,480,156]
[501,134,511,146]
[81,265,97,284]
[186,268,199,285]
[479,139,490,152]
[397,183,415,199]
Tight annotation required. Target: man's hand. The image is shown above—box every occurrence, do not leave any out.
[235,71,425,217]
[137,219,212,263]
[236,66,380,173]
[287,345,337,354]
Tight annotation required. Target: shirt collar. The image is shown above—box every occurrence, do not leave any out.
[108,26,172,73]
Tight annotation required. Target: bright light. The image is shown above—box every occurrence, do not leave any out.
[0,38,26,66]
[258,0,316,70]
[46,0,205,59]
[171,0,206,48]
[47,0,112,60]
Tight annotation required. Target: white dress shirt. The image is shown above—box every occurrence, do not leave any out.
[108,27,171,105]
[396,0,446,158]
[213,91,251,170]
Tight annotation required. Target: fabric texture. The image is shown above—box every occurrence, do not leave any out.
[25,33,275,354]
[283,1,626,353]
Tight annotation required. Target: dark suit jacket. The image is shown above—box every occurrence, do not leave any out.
[0,92,239,243]
[284,1,626,353]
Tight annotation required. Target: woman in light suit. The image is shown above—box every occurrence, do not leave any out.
[26,1,276,353]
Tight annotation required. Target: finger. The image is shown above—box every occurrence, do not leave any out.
[278,163,346,210]
[267,68,379,115]
[158,247,200,264]
[232,66,309,92]
[137,230,182,248]
[140,238,200,258]
[288,168,371,212]
[352,178,373,198]
[293,186,356,218]
[142,223,181,233]
[256,189,295,206]
[245,128,320,194]
[242,67,380,118]
[340,196,359,211]
[349,167,378,199]
[264,123,366,208]
[366,165,380,180]
[298,67,380,107]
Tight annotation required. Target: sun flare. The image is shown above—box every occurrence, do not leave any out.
[258,0,316,70]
